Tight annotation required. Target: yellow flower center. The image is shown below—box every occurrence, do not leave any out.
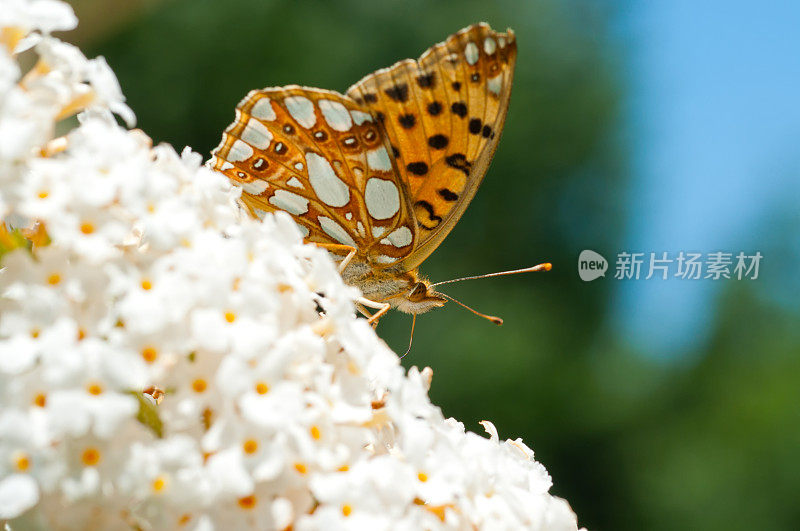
[242,439,259,455]
[254,381,269,394]
[342,504,353,517]
[152,475,167,492]
[191,379,207,393]
[141,346,158,363]
[14,452,30,471]
[81,447,101,466]
[237,495,256,509]
[33,393,46,407]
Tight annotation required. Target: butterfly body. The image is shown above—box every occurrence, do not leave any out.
[210,23,516,321]
[340,260,446,315]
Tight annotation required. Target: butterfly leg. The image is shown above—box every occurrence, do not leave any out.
[356,296,391,328]
[314,243,358,273]
[355,302,373,319]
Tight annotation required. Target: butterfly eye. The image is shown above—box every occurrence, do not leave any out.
[408,283,428,301]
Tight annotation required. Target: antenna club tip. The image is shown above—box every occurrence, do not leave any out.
[490,317,503,326]
[542,262,552,271]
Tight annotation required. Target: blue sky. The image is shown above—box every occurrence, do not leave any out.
[613,0,800,356]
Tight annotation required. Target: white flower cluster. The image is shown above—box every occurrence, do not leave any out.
[0,1,584,529]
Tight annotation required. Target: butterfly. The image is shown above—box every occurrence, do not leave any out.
[209,23,545,328]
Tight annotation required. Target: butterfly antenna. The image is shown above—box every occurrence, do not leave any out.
[437,292,504,326]
[400,313,417,359]
[431,262,552,288]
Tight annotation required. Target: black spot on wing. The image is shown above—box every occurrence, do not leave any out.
[364,93,378,103]
[427,134,448,149]
[427,101,443,116]
[451,81,461,91]
[414,200,442,230]
[468,118,482,134]
[406,162,429,176]
[445,153,471,176]
[416,72,435,88]
[398,114,416,129]
[451,102,467,118]
[438,188,459,201]
[385,84,409,102]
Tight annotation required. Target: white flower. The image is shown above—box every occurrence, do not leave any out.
[0,473,39,519]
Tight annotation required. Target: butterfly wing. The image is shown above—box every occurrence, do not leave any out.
[346,23,517,271]
[209,87,419,266]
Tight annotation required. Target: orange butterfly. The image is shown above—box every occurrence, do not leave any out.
[210,23,549,330]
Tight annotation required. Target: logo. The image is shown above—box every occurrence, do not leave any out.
[578,250,608,281]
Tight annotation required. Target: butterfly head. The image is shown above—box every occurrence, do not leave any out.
[395,279,447,315]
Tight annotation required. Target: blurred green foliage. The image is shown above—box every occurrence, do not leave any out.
[84,0,800,529]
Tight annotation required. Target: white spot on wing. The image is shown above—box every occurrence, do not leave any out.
[356,221,365,237]
[345,212,353,220]
[488,74,503,95]
[284,96,316,129]
[287,176,304,189]
[350,110,373,125]
[241,180,268,195]
[498,36,507,48]
[317,216,356,246]
[241,118,272,149]
[253,208,268,220]
[366,147,391,172]
[465,42,479,65]
[483,37,497,55]
[306,152,350,207]
[372,226,386,238]
[228,140,253,162]
[294,162,304,171]
[251,98,276,121]
[220,161,234,171]
[374,255,396,264]
[269,189,309,215]
[364,178,399,220]
[319,99,353,131]
[380,226,412,248]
